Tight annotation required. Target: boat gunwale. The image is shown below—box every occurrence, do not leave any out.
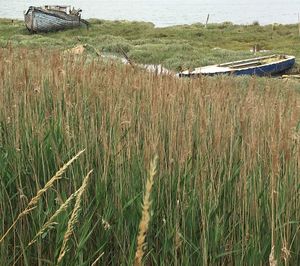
[25,6,81,22]
[219,54,278,67]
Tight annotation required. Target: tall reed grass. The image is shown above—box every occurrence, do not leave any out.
[0,47,300,265]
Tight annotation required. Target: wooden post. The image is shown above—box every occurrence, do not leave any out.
[253,44,257,55]
[205,14,210,28]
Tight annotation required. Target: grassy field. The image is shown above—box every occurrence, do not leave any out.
[1,18,300,265]
[0,46,300,265]
[1,18,300,71]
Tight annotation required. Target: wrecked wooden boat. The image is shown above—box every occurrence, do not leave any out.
[178,54,295,77]
[24,5,89,33]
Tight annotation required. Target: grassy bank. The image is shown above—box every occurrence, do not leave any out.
[1,18,300,70]
[1,47,300,265]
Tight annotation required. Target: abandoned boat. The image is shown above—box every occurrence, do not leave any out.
[24,5,89,33]
[178,54,295,77]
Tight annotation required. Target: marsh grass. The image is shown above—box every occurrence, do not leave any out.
[1,19,300,71]
[0,149,85,244]
[0,47,300,265]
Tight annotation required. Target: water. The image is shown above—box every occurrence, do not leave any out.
[1,0,300,27]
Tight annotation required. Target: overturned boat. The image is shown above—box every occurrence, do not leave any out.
[178,54,295,77]
[24,5,89,33]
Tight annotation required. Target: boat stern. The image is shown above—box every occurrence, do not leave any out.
[24,6,35,32]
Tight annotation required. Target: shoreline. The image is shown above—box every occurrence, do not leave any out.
[1,17,300,28]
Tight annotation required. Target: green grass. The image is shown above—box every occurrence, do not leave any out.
[1,18,300,70]
[1,47,300,265]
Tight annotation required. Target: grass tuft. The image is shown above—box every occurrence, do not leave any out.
[134,155,158,266]
[57,169,93,264]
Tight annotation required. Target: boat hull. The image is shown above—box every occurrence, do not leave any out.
[178,55,295,77]
[233,57,295,76]
[24,7,86,33]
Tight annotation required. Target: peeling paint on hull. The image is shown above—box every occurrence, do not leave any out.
[24,6,88,33]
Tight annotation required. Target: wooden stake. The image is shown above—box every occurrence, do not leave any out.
[205,14,210,28]
[119,47,135,68]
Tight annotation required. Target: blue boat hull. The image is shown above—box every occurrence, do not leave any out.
[233,57,295,76]
[178,55,296,77]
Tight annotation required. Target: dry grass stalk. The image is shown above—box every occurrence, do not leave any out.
[269,246,278,266]
[27,149,85,208]
[57,169,93,264]
[134,156,158,266]
[281,241,291,265]
[91,252,105,266]
[0,150,85,244]
[28,189,80,246]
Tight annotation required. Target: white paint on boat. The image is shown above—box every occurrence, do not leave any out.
[194,66,231,74]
